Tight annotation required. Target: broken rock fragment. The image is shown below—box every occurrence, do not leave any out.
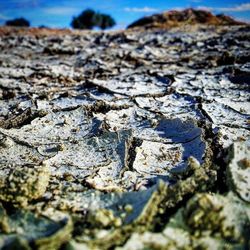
[91,72,171,97]
[119,192,250,250]
[227,142,250,202]
[0,206,72,250]
[74,181,167,249]
[0,106,100,146]
[0,163,50,206]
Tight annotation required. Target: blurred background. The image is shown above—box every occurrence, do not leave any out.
[0,0,249,30]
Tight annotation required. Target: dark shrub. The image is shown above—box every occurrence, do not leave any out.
[5,18,30,27]
[99,14,116,30]
[71,9,96,29]
[71,9,116,30]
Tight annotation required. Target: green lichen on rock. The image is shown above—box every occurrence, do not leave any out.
[0,203,9,233]
[87,209,122,228]
[0,205,73,250]
[119,192,250,250]
[75,181,167,249]
[183,192,249,243]
[0,163,50,206]
[61,154,214,249]
[116,142,250,250]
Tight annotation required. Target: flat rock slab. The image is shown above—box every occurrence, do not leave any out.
[91,73,171,96]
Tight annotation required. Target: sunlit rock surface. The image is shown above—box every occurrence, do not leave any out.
[0,24,249,249]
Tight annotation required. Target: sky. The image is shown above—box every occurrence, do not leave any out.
[0,0,249,29]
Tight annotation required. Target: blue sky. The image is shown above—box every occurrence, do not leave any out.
[0,0,249,29]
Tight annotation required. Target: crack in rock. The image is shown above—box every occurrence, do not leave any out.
[0,24,249,249]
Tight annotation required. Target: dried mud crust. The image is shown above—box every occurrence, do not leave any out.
[0,25,249,249]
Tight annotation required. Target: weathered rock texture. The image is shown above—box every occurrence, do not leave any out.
[0,21,249,249]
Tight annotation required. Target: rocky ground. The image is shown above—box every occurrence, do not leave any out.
[0,24,249,249]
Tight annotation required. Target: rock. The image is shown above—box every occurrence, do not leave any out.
[0,206,72,250]
[74,181,167,249]
[0,107,101,146]
[0,20,249,249]
[0,163,50,206]
[183,193,249,241]
[127,8,245,30]
[91,73,171,97]
[227,142,250,202]
[119,192,250,249]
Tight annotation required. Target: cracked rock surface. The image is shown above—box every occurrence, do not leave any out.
[0,25,249,249]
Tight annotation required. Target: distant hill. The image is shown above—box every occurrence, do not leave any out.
[127,8,245,29]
